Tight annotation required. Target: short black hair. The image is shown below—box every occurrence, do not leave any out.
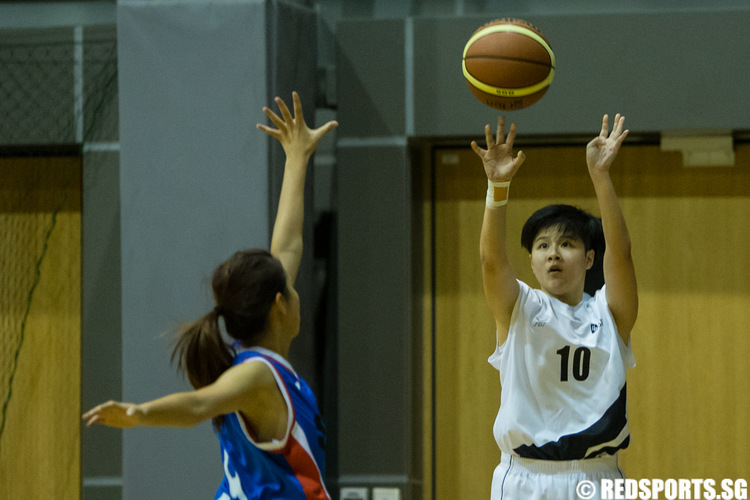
[521,204,603,253]
[521,204,605,294]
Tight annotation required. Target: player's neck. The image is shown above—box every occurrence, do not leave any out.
[541,287,584,307]
[253,333,291,360]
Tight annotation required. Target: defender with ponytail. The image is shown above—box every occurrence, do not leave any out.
[84,93,338,500]
[172,249,288,391]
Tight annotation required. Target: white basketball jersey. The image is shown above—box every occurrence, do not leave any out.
[489,280,635,460]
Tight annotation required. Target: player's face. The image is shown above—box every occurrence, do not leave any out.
[529,226,594,306]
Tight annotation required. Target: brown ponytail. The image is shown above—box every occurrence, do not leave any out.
[169,249,288,429]
[171,308,233,390]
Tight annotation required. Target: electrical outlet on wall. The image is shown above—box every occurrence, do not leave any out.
[372,487,401,500]
[340,487,369,500]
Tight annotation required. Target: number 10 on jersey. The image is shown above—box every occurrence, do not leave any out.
[556,345,591,381]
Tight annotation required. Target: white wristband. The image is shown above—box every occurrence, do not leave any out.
[486,179,510,207]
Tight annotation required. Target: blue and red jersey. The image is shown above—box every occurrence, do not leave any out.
[214,347,329,500]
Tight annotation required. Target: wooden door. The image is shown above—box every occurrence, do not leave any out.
[423,142,750,499]
[0,156,82,498]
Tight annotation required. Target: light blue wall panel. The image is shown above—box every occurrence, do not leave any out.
[117,2,268,498]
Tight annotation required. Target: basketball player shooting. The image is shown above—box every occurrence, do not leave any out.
[472,114,638,500]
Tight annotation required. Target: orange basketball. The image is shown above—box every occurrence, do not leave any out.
[462,18,555,110]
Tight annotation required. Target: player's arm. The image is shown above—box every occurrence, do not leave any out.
[82,361,283,430]
[259,92,337,285]
[472,117,525,344]
[586,114,638,343]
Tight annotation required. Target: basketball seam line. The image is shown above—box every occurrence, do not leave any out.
[464,55,555,70]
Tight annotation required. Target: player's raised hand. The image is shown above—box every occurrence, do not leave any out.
[587,113,628,175]
[256,91,338,161]
[471,116,525,183]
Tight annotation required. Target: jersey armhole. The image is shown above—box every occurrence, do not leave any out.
[490,281,526,365]
[235,357,295,452]
[598,285,636,370]
[503,280,529,346]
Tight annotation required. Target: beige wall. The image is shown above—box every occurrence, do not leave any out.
[0,157,81,499]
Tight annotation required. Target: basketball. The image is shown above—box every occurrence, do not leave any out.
[462,18,555,110]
